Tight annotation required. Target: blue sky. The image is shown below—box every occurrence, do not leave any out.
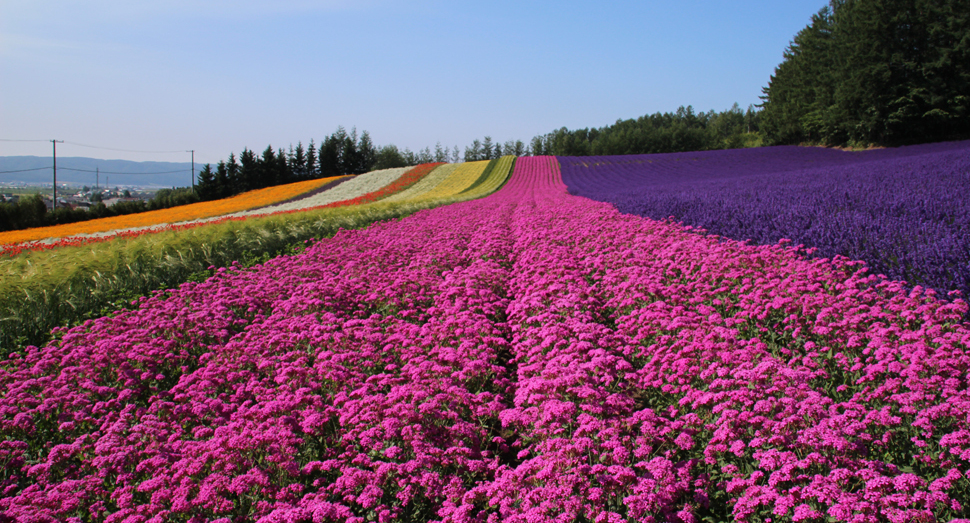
[2,0,826,164]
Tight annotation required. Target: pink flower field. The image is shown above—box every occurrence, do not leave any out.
[2,157,969,522]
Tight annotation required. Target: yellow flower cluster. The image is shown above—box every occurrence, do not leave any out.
[0,176,343,246]
[419,161,490,200]
[381,164,458,203]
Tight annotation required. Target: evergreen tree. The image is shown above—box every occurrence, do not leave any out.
[276,147,290,185]
[290,142,307,181]
[744,104,759,134]
[239,148,259,192]
[434,142,448,163]
[501,140,513,157]
[196,163,217,200]
[319,135,340,178]
[417,147,433,164]
[482,136,494,160]
[343,127,360,174]
[306,139,318,179]
[214,161,229,200]
[259,146,277,189]
[358,131,376,172]
[332,127,353,175]
[465,139,483,162]
[225,153,240,195]
[402,148,418,166]
[529,135,546,156]
[759,6,836,144]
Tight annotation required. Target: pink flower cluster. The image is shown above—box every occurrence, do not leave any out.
[2,157,970,522]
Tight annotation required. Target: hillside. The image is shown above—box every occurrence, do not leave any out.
[0,156,196,188]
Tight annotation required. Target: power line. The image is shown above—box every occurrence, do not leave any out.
[0,139,49,143]
[57,167,194,175]
[1,166,198,175]
[61,141,187,154]
[0,167,52,174]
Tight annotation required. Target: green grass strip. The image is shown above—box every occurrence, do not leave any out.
[458,157,501,195]
[461,156,515,198]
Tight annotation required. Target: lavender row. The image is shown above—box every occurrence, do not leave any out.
[559,141,970,300]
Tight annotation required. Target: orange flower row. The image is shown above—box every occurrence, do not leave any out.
[0,176,344,246]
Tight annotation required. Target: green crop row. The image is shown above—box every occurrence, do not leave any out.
[0,158,516,355]
[460,155,515,197]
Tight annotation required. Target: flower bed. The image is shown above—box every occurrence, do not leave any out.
[3,157,968,522]
[559,141,970,299]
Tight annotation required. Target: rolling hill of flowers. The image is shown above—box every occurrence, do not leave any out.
[0,176,347,253]
[0,159,515,353]
[2,153,969,522]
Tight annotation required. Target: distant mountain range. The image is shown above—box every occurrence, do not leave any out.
[0,156,197,189]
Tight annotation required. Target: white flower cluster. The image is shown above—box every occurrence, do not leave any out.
[229,167,410,217]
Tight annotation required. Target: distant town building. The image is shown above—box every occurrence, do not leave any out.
[101,197,141,207]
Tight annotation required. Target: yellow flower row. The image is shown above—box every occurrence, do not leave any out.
[419,160,491,200]
[0,176,344,246]
[461,156,515,198]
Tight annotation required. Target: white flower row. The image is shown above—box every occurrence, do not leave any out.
[228,167,410,217]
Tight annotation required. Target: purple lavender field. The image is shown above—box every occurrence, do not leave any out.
[560,141,970,299]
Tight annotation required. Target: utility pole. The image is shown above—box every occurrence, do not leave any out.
[51,139,63,210]
[188,150,195,188]
[96,167,99,190]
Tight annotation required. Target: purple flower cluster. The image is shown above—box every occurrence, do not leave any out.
[3,156,970,522]
[559,141,970,300]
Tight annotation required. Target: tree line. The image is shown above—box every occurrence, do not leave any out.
[196,127,378,201]
[759,0,970,146]
[523,103,762,157]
